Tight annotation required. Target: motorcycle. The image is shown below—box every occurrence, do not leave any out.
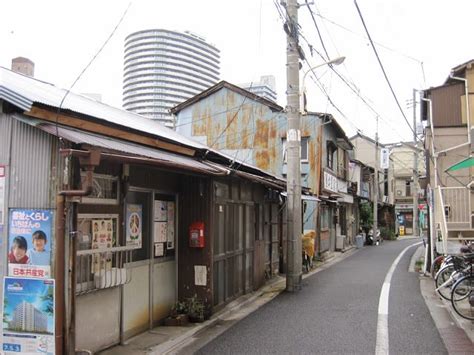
[366,228,382,245]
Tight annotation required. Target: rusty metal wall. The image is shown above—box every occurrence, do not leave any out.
[429,83,464,127]
[8,116,54,208]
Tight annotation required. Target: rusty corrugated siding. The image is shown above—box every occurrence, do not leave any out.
[429,83,464,127]
[9,117,54,208]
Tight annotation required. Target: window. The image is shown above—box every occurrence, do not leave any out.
[80,173,119,205]
[327,142,337,170]
[282,137,309,163]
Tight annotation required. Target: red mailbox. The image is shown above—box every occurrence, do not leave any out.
[189,221,205,248]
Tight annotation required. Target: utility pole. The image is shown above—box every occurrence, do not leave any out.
[373,116,379,244]
[285,0,302,291]
[412,89,419,237]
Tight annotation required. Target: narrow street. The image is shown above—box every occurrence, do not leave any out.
[191,239,447,354]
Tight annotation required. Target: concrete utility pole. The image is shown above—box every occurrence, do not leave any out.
[373,116,379,243]
[285,0,302,292]
[412,89,419,237]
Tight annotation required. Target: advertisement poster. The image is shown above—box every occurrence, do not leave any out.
[154,243,164,257]
[8,209,53,279]
[126,204,142,248]
[0,166,5,225]
[2,277,55,354]
[154,200,168,222]
[154,222,167,243]
[91,219,113,273]
[167,202,175,249]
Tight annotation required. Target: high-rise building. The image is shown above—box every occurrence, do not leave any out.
[10,301,48,333]
[123,29,220,127]
[238,75,277,102]
[11,57,35,77]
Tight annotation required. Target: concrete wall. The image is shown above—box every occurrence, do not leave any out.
[76,288,121,352]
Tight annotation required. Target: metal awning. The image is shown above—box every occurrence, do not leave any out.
[446,156,474,171]
[37,124,230,176]
[280,192,320,201]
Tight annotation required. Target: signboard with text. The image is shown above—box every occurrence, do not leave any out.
[8,209,53,279]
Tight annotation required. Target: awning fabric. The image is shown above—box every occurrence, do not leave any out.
[446,156,474,171]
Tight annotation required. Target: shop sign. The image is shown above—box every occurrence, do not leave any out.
[126,204,142,248]
[8,209,53,278]
[2,277,55,354]
[0,165,5,225]
[380,148,390,169]
[323,171,338,193]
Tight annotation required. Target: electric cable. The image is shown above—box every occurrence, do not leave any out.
[353,0,416,136]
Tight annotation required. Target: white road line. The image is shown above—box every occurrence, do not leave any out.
[375,242,422,355]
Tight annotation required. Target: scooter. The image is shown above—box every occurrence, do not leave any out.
[366,228,382,245]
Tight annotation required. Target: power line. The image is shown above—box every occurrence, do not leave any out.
[353,0,416,137]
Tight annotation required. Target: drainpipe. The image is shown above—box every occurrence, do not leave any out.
[55,149,100,355]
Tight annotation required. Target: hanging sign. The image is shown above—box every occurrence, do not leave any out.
[2,277,55,354]
[380,148,390,169]
[8,209,53,278]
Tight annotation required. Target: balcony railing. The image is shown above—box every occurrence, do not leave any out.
[440,186,472,230]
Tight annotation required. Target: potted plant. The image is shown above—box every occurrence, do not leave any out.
[164,300,189,326]
[186,294,205,323]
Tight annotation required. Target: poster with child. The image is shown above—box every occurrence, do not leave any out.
[8,209,53,278]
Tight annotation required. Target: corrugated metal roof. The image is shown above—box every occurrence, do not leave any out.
[37,123,229,176]
[0,67,287,184]
[0,66,208,151]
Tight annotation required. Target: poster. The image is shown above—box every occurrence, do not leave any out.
[2,277,55,354]
[154,200,168,221]
[126,204,142,248]
[8,209,53,279]
[154,222,167,243]
[91,219,113,273]
[0,166,5,225]
[154,243,164,257]
[194,265,207,286]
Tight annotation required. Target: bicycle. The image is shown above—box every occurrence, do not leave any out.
[450,259,474,320]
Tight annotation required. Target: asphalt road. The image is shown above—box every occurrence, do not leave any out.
[195,239,447,354]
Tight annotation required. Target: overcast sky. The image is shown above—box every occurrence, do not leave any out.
[1,0,473,143]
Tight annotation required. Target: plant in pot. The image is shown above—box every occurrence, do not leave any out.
[186,294,205,323]
[164,300,189,326]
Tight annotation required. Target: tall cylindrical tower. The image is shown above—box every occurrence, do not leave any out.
[123,29,220,127]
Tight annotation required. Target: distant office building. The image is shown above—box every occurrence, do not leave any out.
[11,57,34,77]
[10,301,48,332]
[238,75,277,102]
[123,29,220,127]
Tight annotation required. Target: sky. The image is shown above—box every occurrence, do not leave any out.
[1,0,473,144]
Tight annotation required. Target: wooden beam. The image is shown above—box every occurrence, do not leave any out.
[25,106,196,156]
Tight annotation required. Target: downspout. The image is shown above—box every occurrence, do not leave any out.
[55,149,100,355]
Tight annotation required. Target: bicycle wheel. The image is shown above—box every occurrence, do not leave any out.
[451,275,474,321]
[435,265,455,300]
[431,255,445,279]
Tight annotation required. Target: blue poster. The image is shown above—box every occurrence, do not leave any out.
[8,209,53,278]
[2,277,55,354]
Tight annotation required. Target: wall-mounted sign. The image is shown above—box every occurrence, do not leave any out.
[8,209,53,278]
[2,277,55,354]
[323,171,338,193]
[126,204,142,248]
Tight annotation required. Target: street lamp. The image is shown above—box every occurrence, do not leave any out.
[300,56,346,113]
